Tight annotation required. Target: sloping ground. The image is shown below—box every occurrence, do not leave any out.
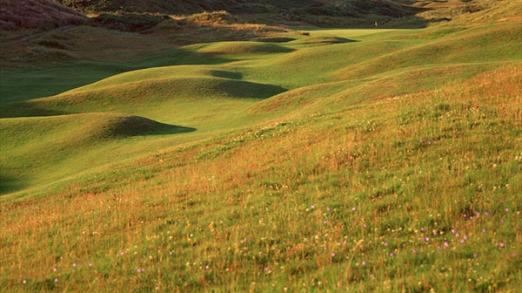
[0,0,86,30]
[1,63,520,291]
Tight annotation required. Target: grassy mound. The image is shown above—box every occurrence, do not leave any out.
[0,113,192,193]
[0,75,287,119]
[194,41,294,55]
[0,0,86,30]
[82,114,190,138]
[291,35,356,46]
[253,36,296,43]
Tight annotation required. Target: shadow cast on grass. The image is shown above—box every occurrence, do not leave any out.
[108,116,197,137]
[0,173,29,196]
[0,103,69,118]
[215,80,287,99]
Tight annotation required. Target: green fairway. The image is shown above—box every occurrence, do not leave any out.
[1,1,521,290]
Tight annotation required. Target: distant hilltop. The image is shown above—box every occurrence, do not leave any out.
[1,0,421,31]
[55,0,415,18]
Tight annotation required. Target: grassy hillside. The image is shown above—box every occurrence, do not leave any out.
[1,0,521,291]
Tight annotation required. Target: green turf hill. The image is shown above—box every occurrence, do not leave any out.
[0,0,86,30]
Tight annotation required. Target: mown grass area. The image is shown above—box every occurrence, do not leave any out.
[1,2,521,291]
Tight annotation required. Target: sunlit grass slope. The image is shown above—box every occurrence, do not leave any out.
[1,11,521,292]
[1,63,520,292]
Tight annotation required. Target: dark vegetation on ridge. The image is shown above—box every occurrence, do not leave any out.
[0,0,86,30]
[56,0,419,19]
